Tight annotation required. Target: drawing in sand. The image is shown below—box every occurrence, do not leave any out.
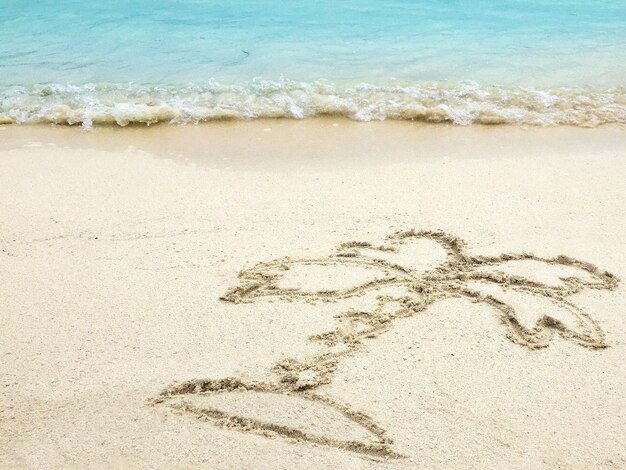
[152,230,619,458]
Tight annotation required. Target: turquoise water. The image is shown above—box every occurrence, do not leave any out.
[1,0,625,126]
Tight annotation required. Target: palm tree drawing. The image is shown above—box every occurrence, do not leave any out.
[152,230,618,458]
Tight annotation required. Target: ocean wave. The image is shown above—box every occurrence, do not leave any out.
[1,79,624,128]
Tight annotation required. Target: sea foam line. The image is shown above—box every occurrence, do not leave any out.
[1,79,624,128]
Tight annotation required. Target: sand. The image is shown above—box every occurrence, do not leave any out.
[1,120,625,469]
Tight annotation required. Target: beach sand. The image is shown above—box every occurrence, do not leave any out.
[1,121,625,469]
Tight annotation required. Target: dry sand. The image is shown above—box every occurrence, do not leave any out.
[1,121,625,469]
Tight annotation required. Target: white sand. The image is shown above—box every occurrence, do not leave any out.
[1,121,625,469]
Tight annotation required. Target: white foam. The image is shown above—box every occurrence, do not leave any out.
[1,79,624,128]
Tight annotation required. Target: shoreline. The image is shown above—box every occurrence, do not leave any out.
[2,119,625,170]
[2,80,625,127]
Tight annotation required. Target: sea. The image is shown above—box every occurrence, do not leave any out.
[1,0,625,127]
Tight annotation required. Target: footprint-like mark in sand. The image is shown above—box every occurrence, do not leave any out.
[152,230,619,459]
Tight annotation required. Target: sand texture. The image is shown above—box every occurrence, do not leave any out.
[1,121,625,469]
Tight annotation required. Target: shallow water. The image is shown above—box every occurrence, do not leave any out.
[1,0,625,126]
